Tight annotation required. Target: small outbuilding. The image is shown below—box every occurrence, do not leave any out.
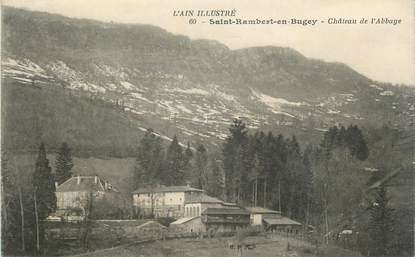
[246,207,282,226]
[247,207,302,233]
[263,217,302,233]
[170,216,205,234]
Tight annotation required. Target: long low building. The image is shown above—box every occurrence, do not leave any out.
[263,217,302,233]
[132,184,241,219]
[247,207,282,225]
[184,194,225,217]
[170,216,203,234]
[170,207,251,236]
[201,208,251,234]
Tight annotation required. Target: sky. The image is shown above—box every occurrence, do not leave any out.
[2,0,414,85]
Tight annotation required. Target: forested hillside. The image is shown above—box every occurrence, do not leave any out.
[2,6,414,156]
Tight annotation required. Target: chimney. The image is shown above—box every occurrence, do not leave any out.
[104,181,108,190]
[77,175,81,185]
[94,176,98,184]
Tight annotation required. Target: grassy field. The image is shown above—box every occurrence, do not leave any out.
[66,234,362,257]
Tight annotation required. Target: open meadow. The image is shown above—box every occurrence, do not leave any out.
[67,235,362,257]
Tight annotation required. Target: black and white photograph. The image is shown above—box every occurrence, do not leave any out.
[1,1,414,256]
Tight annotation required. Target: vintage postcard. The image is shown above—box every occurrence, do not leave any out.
[1,0,413,256]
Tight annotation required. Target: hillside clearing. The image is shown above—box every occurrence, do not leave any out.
[66,235,362,257]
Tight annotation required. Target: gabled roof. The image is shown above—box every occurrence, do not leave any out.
[132,185,203,194]
[202,208,250,215]
[247,207,281,214]
[185,194,224,204]
[136,220,167,230]
[223,202,240,208]
[264,217,302,226]
[56,176,105,192]
[170,216,200,225]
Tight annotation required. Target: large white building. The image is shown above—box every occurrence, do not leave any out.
[184,195,240,216]
[132,185,203,218]
[56,175,118,211]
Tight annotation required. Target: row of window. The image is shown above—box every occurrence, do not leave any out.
[138,197,182,204]
[185,206,200,217]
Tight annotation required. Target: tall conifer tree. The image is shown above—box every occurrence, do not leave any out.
[194,144,208,189]
[134,128,164,188]
[32,143,56,252]
[32,143,56,220]
[55,142,74,185]
[165,136,185,186]
[223,119,248,202]
[369,186,394,257]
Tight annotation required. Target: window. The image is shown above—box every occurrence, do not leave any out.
[178,205,181,211]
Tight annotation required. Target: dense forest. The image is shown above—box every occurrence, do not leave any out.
[132,118,412,257]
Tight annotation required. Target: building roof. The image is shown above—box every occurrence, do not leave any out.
[170,216,200,225]
[202,208,250,215]
[247,207,281,214]
[136,221,167,230]
[223,202,240,209]
[185,194,224,204]
[132,185,203,194]
[264,217,302,226]
[56,175,105,192]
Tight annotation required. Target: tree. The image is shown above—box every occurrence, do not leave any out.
[302,146,314,226]
[207,158,225,200]
[321,125,369,161]
[223,119,248,202]
[346,125,369,161]
[32,143,56,252]
[231,144,250,203]
[183,142,194,180]
[1,152,21,251]
[283,135,304,219]
[134,128,165,188]
[55,142,74,185]
[250,154,263,207]
[183,142,193,167]
[369,186,394,257]
[2,153,38,254]
[165,136,185,186]
[194,144,208,189]
[33,144,57,219]
[134,129,166,218]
